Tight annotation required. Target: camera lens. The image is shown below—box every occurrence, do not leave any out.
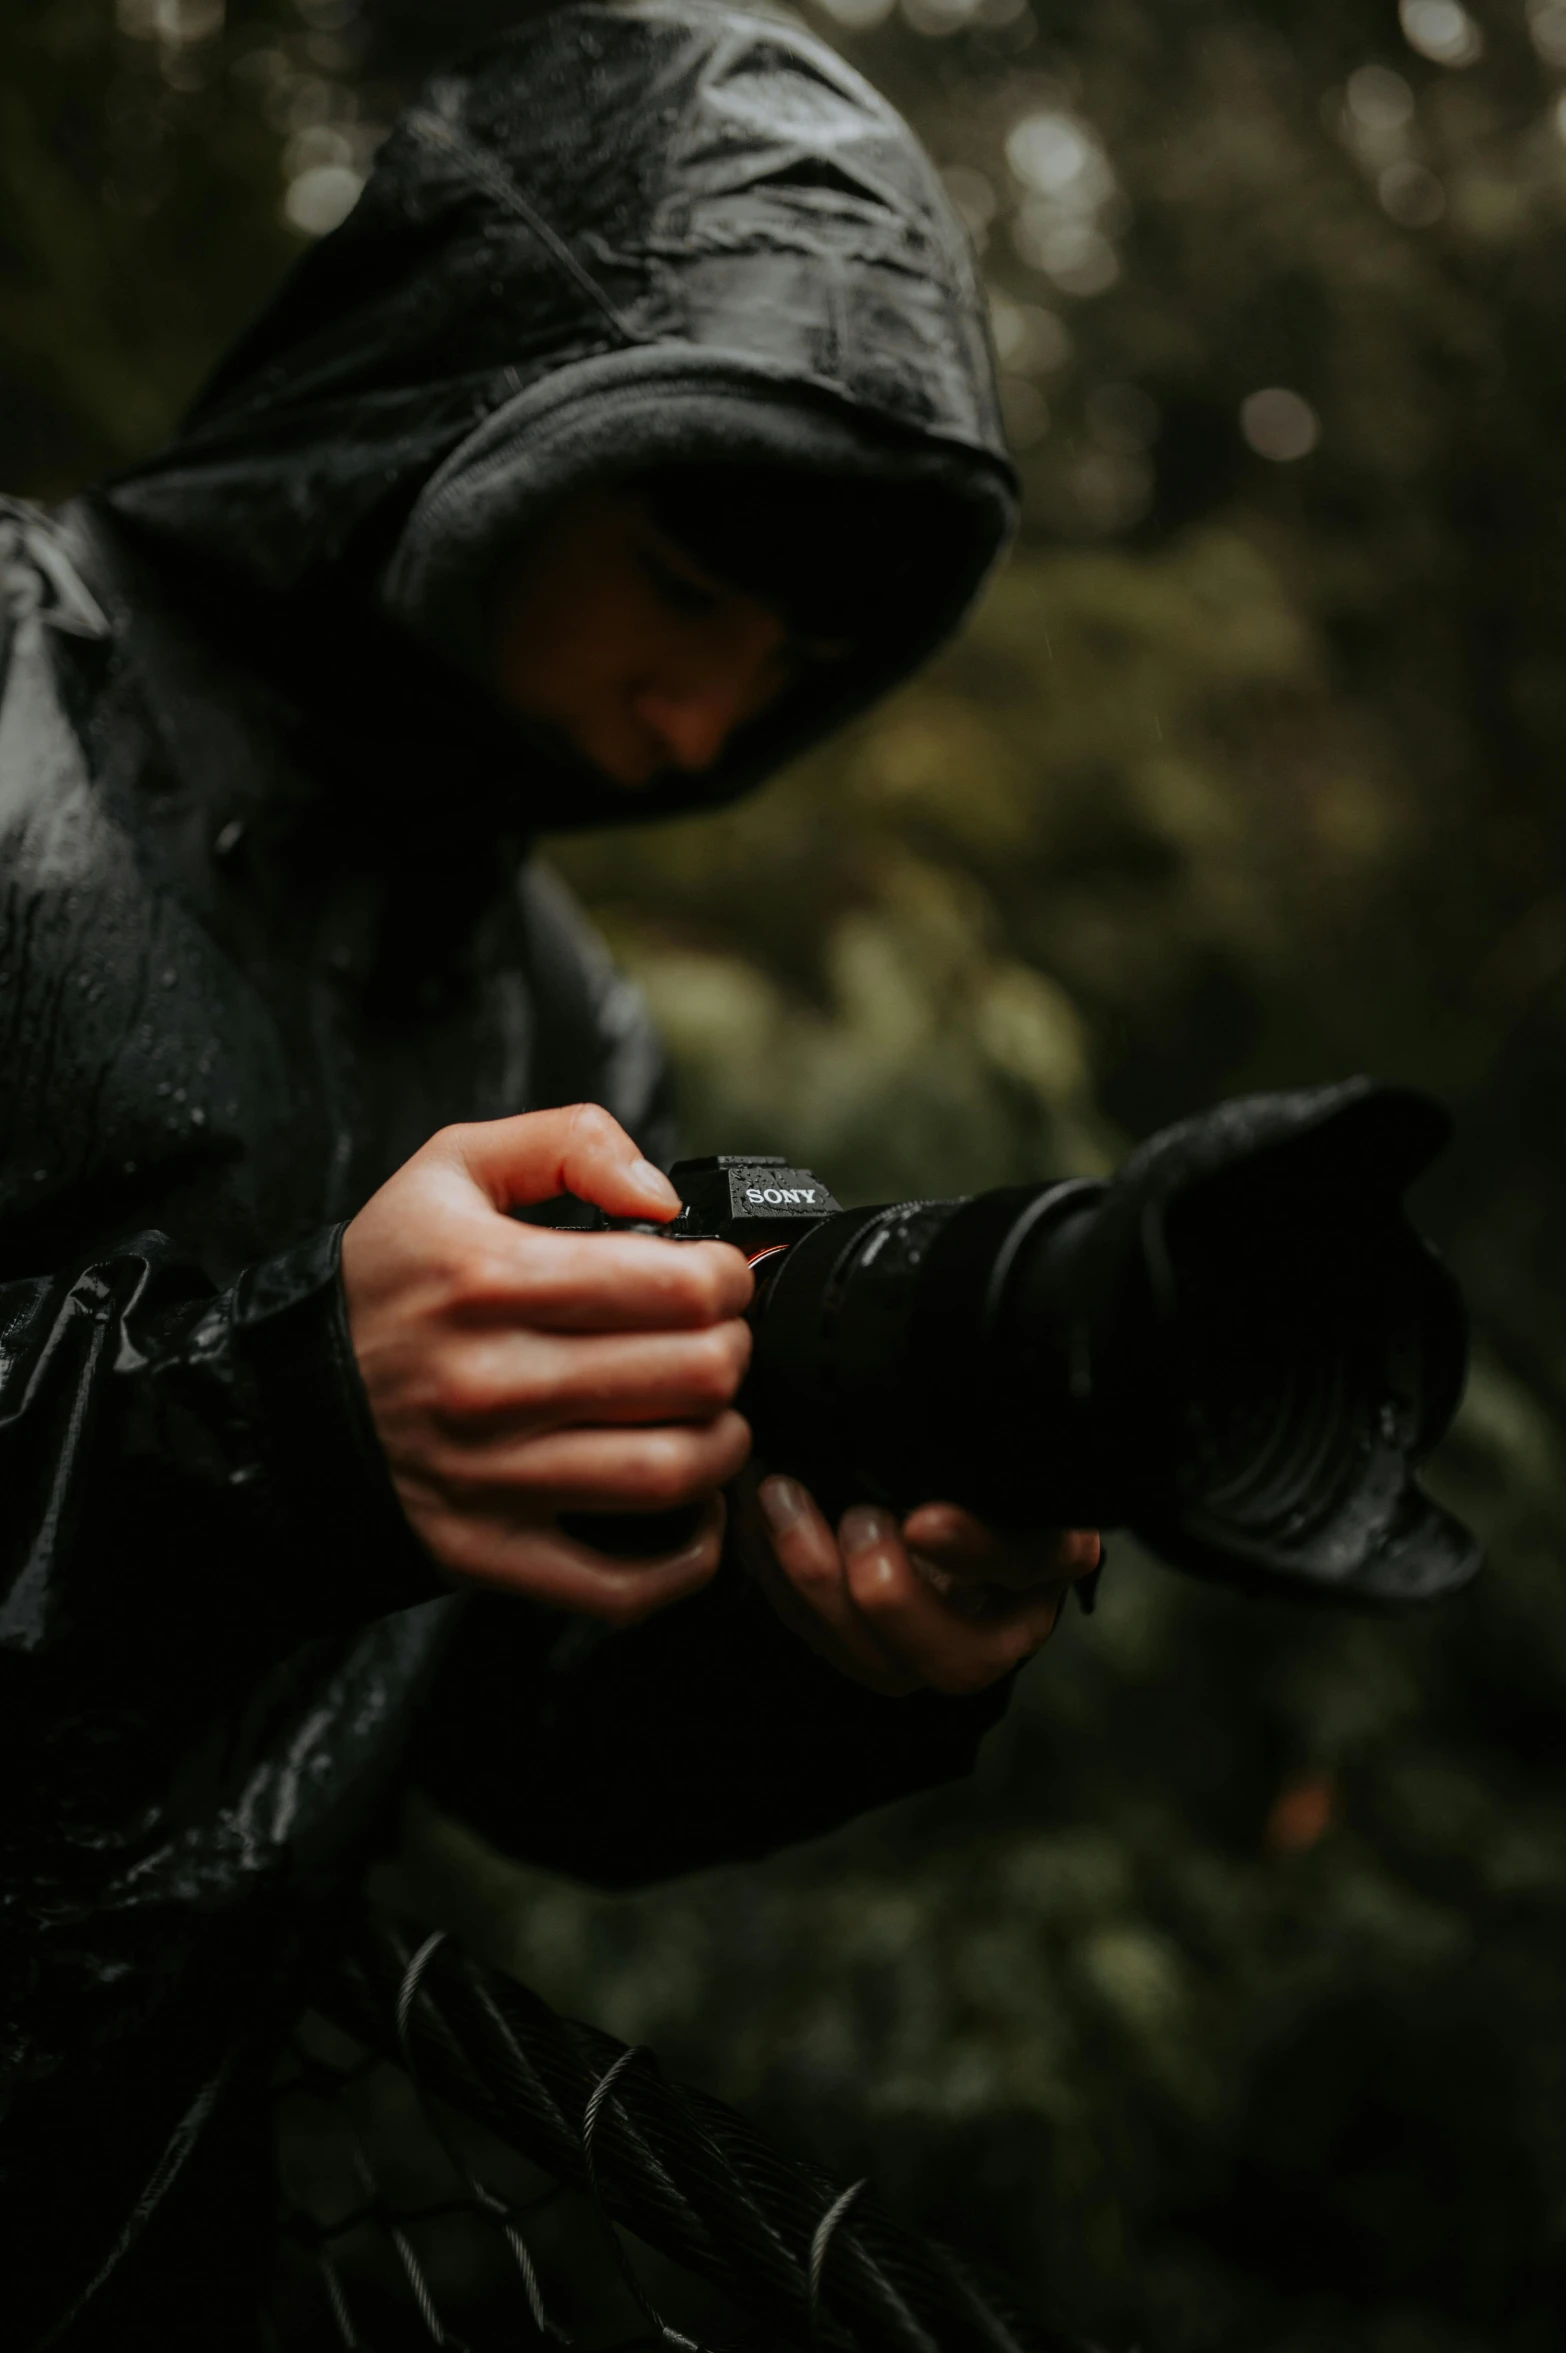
[739,1084,1477,1600]
[1165,1243,1393,1546]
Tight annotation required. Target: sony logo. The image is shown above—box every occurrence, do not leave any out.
[745,1186,819,1206]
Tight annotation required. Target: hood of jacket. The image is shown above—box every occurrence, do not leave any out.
[99,0,1016,831]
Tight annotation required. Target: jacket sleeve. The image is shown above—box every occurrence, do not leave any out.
[0,1223,440,1691]
[405,1556,1012,1888]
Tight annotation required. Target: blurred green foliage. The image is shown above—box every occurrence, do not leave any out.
[10,1,1566,2343]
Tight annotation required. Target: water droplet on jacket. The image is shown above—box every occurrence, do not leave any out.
[156,1081,171,1097]
[173,1088,187,1104]
[162,968,177,987]
[32,1168,47,1183]
[213,818,247,861]
[191,1106,207,1126]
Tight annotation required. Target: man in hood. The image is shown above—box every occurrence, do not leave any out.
[0,4,1092,2342]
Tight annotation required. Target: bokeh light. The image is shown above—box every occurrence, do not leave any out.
[282,161,363,235]
[1005,111,1113,201]
[1399,0,1483,69]
[1530,0,1566,69]
[988,293,1071,374]
[1012,209,1119,295]
[1239,387,1321,462]
[1346,64,1415,134]
[812,0,897,28]
[902,0,984,34]
[1003,108,1123,296]
[116,0,225,37]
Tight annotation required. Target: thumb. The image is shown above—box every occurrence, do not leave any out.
[446,1103,681,1221]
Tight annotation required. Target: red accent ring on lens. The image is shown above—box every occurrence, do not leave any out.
[746,1243,792,1272]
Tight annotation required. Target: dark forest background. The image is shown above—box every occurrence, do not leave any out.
[9,2,1566,2345]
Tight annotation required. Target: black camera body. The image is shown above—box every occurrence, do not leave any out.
[629,1081,1480,1607]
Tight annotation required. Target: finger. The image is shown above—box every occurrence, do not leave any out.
[444,1102,682,1222]
[504,1229,753,1332]
[427,1319,753,1431]
[748,1476,920,1695]
[417,1222,752,1335]
[840,1507,1070,1695]
[433,1410,753,1512]
[900,1502,1101,1590]
[908,1530,1098,1598]
[427,1492,726,1624]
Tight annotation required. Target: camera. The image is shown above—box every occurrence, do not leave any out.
[581,1080,1480,1605]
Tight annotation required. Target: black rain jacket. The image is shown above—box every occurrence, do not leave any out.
[0,5,1016,2343]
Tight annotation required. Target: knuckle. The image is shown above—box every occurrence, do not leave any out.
[590,1579,660,1629]
[682,1250,747,1324]
[790,1549,841,1600]
[427,1359,488,1424]
[461,1248,527,1315]
[452,1367,502,1423]
[674,1259,722,1322]
[631,1434,703,1509]
[425,1121,469,1163]
[569,1102,620,1150]
[721,1248,756,1311]
[424,1513,496,1584]
[688,1365,734,1415]
[852,1555,904,1619]
[713,1410,753,1476]
[684,1329,740,1407]
[426,1345,534,1425]
[590,1546,719,1629]
[425,1244,503,1320]
[507,1366,551,1419]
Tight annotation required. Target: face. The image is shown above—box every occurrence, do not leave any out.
[491,485,821,789]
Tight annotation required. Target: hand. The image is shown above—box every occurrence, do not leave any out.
[341,1104,753,1621]
[731,1468,1100,1697]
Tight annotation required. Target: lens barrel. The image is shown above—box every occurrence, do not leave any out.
[741,1081,1479,1603]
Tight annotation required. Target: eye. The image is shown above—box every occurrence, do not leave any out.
[637,541,722,619]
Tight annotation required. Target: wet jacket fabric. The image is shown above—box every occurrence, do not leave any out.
[0,5,1015,2343]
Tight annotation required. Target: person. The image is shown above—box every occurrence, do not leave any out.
[0,3,1096,2343]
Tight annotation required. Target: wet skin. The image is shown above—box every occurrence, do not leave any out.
[342,493,1099,1693]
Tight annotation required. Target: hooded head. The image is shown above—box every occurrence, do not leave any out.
[102,0,1017,829]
